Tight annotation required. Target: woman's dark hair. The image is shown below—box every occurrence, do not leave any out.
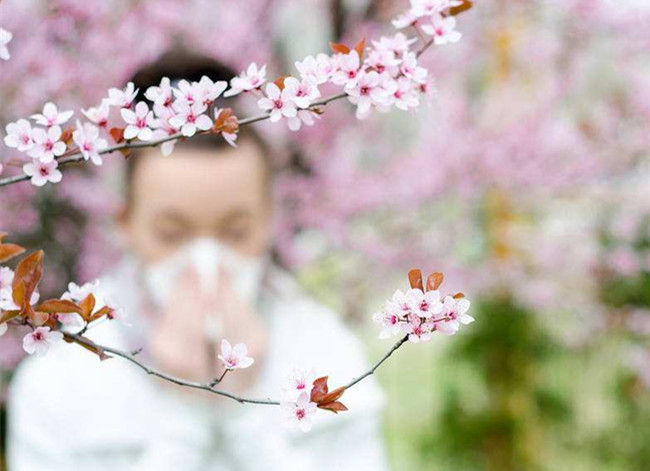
[125,49,273,201]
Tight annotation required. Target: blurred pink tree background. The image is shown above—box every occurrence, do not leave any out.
[1,0,649,469]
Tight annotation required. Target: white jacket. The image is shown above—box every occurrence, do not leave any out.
[8,262,390,471]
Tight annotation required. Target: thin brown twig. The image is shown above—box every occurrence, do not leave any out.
[63,331,410,407]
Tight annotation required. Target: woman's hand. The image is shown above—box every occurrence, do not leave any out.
[148,266,267,395]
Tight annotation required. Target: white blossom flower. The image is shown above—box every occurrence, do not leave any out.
[0,27,12,61]
[120,102,154,141]
[145,77,174,107]
[283,77,320,109]
[346,71,389,119]
[421,14,462,45]
[27,126,66,163]
[107,82,138,108]
[400,52,428,84]
[22,327,64,356]
[331,51,362,87]
[387,76,420,110]
[257,83,298,122]
[82,99,111,128]
[281,392,318,433]
[372,33,417,57]
[218,339,254,370]
[196,76,228,106]
[403,313,435,343]
[152,106,180,156]
[23,159,63,187]
[295,54,333,85]
[4,119,34,152]
[30,102,74,127]
[282,368,316,401]
[169,101,212,137]
[435,295,473,335]
[406,288,443,318]
[372,309,403,339]
[224,63,267,97]
[287,109,318,132]
[73,121,108,165]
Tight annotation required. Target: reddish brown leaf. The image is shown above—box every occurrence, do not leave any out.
[89,305,114,322]
[60,127,74,146]
[213,108,239,135]
[318,401,348,414]
[109,127,125,143]
[35,299,83,315]
[79,294,96,320]
[447,0,473,17]
[408,269,424,290]
[11,280,26,307]
[0,243,26,263]
[426,272,444,292]
[310,376,329,403]
[453,292,465,299]
[273,76,286,90]
[321,386,346,404]
[12,251,44,300]
[0,310,20,324]
[353,38,366,61]
[329,42,350,54]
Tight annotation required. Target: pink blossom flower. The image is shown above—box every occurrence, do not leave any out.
[388,76,420,110]
[421,14,462,45]
[257,83,298,122]
[287,109,319,132]
[30,102,74,128]
[107,82,138,108]
[282,368,316,401]
[22,327,63,356]
[331,51,361,87]
[392,9,420,29]
[365,47,401,76]
[173,79,201,105]
[435,295,473,336]
[403,313,435,343]
[295,54,333,85]
[169,101,212,137]
[0,27,12,61]
[386,289,414,318]
[73,121,108,165]
[400,52,428,84]
[372,33,417,57]
[120,102,154,141]
[412,0,461,17]
[82,99,111,128]
[346,71,389,119]
[372,309,403,339]
[281,391,318,433]
[23,159,63,187]
[27,125,66,163]
[283,77,320,109]
[406,288,443,318]
[4,119,34,152]
[196,76,228,106]
[218,339,254,370]
[145,77,174,107]
[152,106,180,155]
[224,63,267,97]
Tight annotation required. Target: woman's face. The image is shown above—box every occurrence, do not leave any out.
[121,139,272,264]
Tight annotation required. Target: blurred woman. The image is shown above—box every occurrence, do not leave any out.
[7,55,389,471]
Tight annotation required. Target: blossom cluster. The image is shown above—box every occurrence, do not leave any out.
[373,270,473,343]
[1,0,468,187]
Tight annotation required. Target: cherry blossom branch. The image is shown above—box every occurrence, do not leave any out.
[0,91,349,188]
[62,330,411,407]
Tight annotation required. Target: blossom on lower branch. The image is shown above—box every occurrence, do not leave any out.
[22,327,64,356]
